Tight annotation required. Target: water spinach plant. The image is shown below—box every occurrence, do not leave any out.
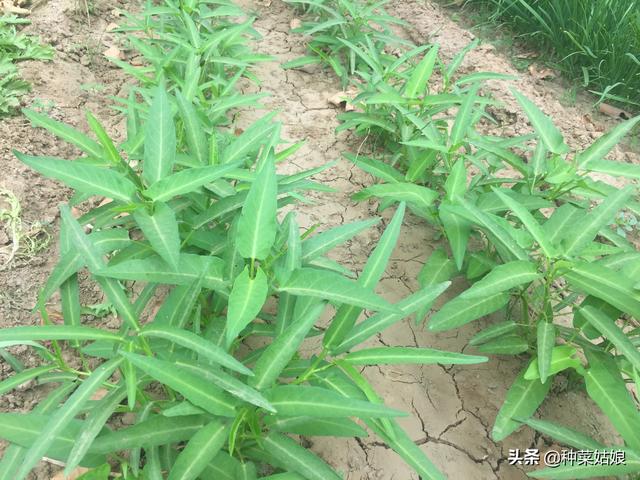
[287,0,640,477]
[0,1,489,479]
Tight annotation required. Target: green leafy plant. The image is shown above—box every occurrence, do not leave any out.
[0,15,53,115]
[290,0,640,477]
[0,84,487,480]
[0,2,492,479]
[283,0,412,87]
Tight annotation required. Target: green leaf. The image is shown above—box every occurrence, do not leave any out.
[226,266,268,347]
[266,385,407,418]
[76,464,110,480]
[236,461,257,480]
[543,203,581,246]
[353,183,438,211]
[16,153,137,202]
[0,364,56,396]
[444,159,467,202]
[0,414,89,463]
[450,83,481,147]
[345,153,404,183]
[153,280,203,329]
[492,367,551,441]
[175,90,208,165]
[279,268,399,313]
[586,158,640,179]
[520,417,604,450]
[251,301,326,390]
[343,347,487,365]
[536,321,556,383]
[139,325,252,375]
[584,351,640,451]
[174,360,274,412]
[237,159,277,260]
[469,321,518,346]
[265,416,367,438]
[301,218,380,262]
[0,326,122,343]
[98,254,225,290]
[0,384,77,480]
[564,262,640,319]
[222,113,277,165]
[563,186,633,256]
[428,292,509,332]
[143,86,176,185]
[90,415,206,454]
[580,305,640,372]
[60,274,81,334]
[23,108,103,158]
[64,386,127,476]
[167,420,227,480]
[335,282,450,354]
[524,345,583,380]
[461,260,540,299]
[86,112,122,167]
[456,199,529,261]
[439,203,470,270]
[323,203,406,348]
[143,163,239,202]
[576,115,640,168]
[59,205,139,330]
[121,353,236,417]
[16,358,122,480]
[493,188,557,258]
[200,452,241,480]
[418,248,457,287]
[511,88,568,154]
[368,418,446,480]
[404,45,438,98]
[262,433,341,480]
[477,334,529,355]
[134,202,180,270]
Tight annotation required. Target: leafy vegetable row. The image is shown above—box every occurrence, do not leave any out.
[285,0,640,477]
[0,1,484,479]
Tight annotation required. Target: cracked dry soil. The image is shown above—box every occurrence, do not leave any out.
[0,0,631,478]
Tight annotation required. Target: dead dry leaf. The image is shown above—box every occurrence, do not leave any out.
[1,0,30,15]
[90,388,109,401]
[103,45,123,60]
[44,309,64,324]
[106,22,119,32]
[516,51,539,60]
[51,467,89,480]
[327,88,358,112]
[528,64,555,80]
[599,102,631,120]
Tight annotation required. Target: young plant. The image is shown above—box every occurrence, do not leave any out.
[0,15,53,115]
[283,0,412,87]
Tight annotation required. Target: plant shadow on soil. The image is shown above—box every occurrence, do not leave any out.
[0,0,634,478]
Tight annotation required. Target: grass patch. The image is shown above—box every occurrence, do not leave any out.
[462,0,640,107]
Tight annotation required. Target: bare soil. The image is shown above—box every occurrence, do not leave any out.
[0,0,632,478]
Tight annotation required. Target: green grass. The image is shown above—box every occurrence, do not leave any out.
[464,0,640,107]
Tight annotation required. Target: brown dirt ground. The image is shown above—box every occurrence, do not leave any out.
[0,0,634,478]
